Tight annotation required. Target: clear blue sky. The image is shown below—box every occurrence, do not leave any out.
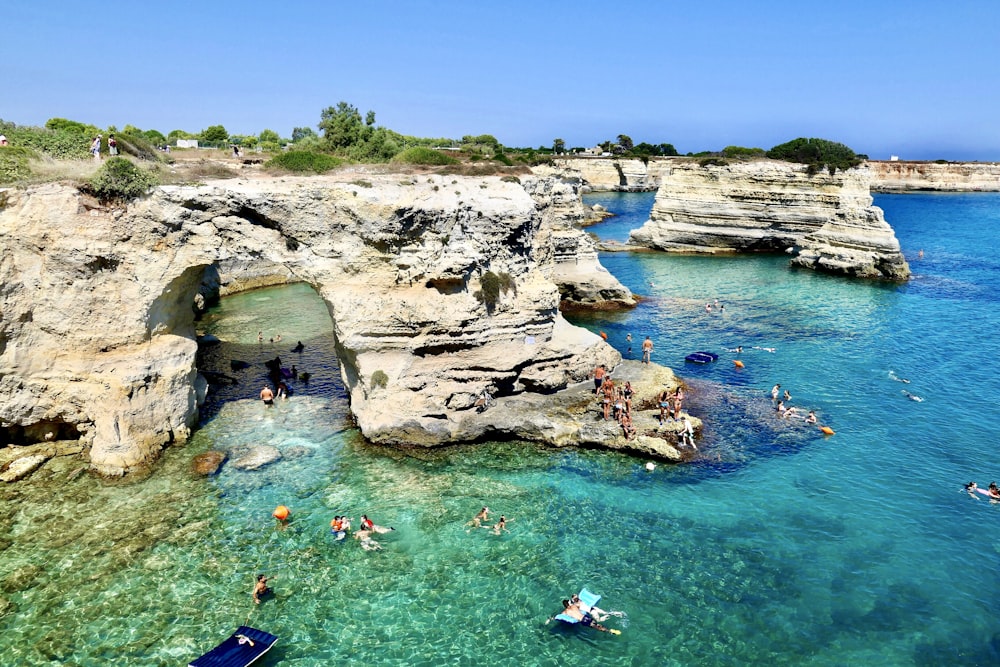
[5,0,999,160]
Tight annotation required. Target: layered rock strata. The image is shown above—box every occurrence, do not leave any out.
[535,158,669,192]
[0,175,636,474]
[522,176,634,309]
[870,160,1000,192]
[628,160,910,280]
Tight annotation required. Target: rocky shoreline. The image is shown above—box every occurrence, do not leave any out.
[0,158,916,480]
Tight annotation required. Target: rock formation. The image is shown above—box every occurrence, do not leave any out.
[869,160,1000,192]
[522,175,634,309]
[535,158,667,192]
[1,174,629,474]
[627,160,910,280]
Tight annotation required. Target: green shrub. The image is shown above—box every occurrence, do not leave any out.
[82,157,158,202]
[392,147,459,166]
[699,157,729,167]
[371,370,389,389]
[116,133,161,161]
[474,270,516,312]
[766,137,863,175]
[351,179,373,188]
[0,146,36,183]
[265,150,342,173]
[721,145,766,158]
[1,121,91,160]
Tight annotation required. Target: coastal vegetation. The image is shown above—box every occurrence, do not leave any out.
[82,157,158,202]
[766,137,865,175]
[265,150,341,174]
[0,104,871,188]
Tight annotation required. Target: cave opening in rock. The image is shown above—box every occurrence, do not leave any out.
[193,280,347,425]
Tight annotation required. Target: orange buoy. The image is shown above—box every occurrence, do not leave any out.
[272,505,290,520]
[599,331,608,341]
[733,360,745,368]
[820,426,835,435]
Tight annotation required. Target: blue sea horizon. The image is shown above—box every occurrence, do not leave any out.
[2,191,999,665]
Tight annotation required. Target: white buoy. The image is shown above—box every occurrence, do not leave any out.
[645,462,656,472]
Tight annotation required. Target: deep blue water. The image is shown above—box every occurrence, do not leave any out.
[4,191,1000,666]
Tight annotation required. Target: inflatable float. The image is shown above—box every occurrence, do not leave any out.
[188,626,278,667]
[685,351,719,364]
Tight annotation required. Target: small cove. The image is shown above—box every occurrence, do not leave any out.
[2,192,999,665]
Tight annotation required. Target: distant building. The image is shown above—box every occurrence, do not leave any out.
[889,155,899,161]
[176,139,199,149]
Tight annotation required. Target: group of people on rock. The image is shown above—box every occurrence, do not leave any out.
[594,366,638,440]
[656,387,684,425]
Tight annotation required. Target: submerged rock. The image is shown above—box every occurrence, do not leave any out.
[191,450,227,476]
[230,446,282,471]
[1,454,50,483]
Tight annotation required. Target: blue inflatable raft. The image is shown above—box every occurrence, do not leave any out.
[684,351,719,364]
[554,588,602,625]
[188,626,278,667]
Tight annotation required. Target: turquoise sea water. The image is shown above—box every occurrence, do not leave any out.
[3,192,1000,666]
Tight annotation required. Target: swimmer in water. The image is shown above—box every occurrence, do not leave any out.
[965,481,978,495]
[902,390,924,402]
[888,370,911,384]
[754,346,777,353]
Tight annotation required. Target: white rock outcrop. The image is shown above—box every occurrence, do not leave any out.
[870,160,1000,192]
[627,160,910,280]
[522,175,634,308]
[0,175,624,474]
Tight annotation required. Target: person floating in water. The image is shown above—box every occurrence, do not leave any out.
[783,389,792,402]
[888,370,911,384]
[252,574,272,605]
[467,506,490,529]
[965,481,979,495]
[547,598,619,634]
[902,390,924,402]
[292,341,305,353]
[804,410,817,424]
[491,515,508,535]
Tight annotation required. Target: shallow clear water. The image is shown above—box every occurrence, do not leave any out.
[3,193,1000,666]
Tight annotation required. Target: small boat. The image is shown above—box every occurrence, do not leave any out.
[684,351,719,364]
[188,626,278,667]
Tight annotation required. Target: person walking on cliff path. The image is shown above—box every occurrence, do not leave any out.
[90,135,102,161]
[642,336,653,364]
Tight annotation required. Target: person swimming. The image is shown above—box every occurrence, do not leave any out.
[252,575,272,604]
[888,370,911,384]
[902,390,924,402]
[467,506,489,529]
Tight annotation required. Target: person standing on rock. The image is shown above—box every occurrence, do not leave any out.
[593,365,607,395]
[260,385,275,406]
[642,336,653,364]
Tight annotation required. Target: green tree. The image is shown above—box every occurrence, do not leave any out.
[552,138,566,154]
[142,129,166,144]
[259,129,280,144]
[200,125,229,143]
[292,126,316,142]
[617,134,634,151]
[167,129,194,143]
[658,143,679,156]
[766,137,863,175]
[319,102,367,149]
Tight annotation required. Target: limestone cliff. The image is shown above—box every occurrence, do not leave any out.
[535,158,668,192]
[870,160,1000,192]
[0,175,624,474]
[521,175,634,308]
[627,160,910,281]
